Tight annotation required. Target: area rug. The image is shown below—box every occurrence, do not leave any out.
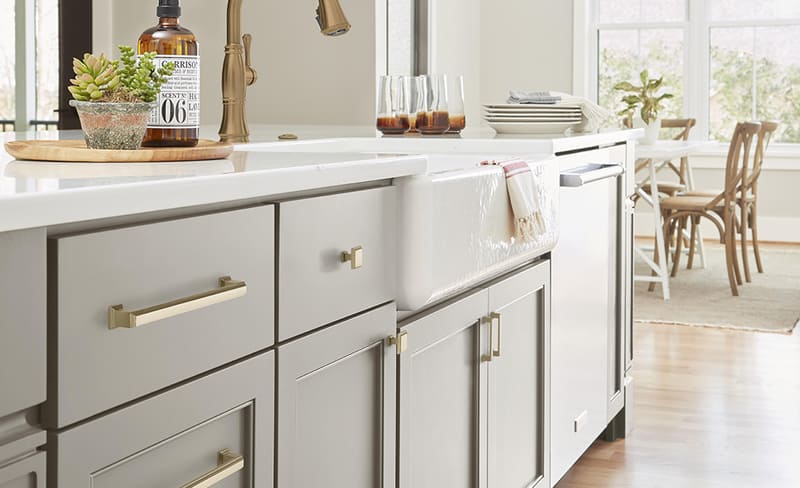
[634,244,800,334]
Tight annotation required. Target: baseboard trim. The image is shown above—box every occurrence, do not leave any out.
[634,214,800,244]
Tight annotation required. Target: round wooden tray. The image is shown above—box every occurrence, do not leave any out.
[4,139,234,163]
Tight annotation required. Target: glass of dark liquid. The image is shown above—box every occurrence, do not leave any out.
[376,75,410,135]
[417,74,450,135]
[447,75,466,134]
[407,76,428,133]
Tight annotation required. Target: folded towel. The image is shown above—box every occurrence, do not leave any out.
[508,90,562,105]
[481,159,545,242]
[506,90,614,131]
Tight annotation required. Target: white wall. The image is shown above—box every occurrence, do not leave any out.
[479,0,574,105]
[95,0,382,127]
[428,0,483,124]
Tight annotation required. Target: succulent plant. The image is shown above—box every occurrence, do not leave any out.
[68,46,175,103]
[116,45,174,103]
[68,53,120,101]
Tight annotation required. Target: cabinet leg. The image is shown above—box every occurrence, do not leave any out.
[603,408,627,442]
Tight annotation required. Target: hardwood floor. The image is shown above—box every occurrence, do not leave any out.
[556,323,800,488]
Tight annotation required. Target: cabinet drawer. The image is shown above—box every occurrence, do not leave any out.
[0,229,46,418]
[0,452,45,488]
[51,351,273,488]
[279,187,396,341]
[48,206,275,428]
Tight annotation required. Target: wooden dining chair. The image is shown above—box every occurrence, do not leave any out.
[682,121,779,282]
[659,121,761,296]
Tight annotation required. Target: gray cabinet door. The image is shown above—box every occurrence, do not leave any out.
[487,261,550,488]
[0,452,45,488]
[277,304,396,488]
[0,229,45,419]
[51,351,274,488]
[398,289,490,488]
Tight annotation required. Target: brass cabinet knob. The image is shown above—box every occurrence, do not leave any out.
[341,246,364,270]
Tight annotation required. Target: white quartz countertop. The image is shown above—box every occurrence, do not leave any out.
[0,125,640,233]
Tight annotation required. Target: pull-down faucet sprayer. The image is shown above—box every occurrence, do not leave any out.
[218,0,351,143]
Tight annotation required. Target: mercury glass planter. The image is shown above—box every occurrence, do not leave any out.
[69,100,157,150]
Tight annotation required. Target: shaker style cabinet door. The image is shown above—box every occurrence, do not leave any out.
[0,452,45,488]
[277,304,396,488]
[0,229,46,419]
[397,289,490,488]
[487,261,551,488]
[50,352,274,488]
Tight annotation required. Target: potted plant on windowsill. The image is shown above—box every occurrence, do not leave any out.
[614,70,674,145]
[68,46,174,150]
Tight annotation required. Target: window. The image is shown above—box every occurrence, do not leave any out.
[592,0,800,143]
[1,0,60,132]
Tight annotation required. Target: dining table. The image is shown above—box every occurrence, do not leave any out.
[633,140,717,300]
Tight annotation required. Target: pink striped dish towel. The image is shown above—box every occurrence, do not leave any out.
[481,159,545,242]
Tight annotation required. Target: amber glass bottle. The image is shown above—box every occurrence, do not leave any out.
[138,0,200,147]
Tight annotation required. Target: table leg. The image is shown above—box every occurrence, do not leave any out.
[649,159,670,300]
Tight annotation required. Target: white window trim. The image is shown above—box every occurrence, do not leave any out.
[14,0,35,131]
[573,0,800,154]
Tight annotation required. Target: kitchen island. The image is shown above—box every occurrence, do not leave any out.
[0,126,638,488]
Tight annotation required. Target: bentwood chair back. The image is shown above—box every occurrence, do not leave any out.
[741,121,779,276]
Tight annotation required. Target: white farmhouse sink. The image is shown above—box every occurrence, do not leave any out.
[238,138,560,310]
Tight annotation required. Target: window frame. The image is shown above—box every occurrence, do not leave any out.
[575,0,800,149]
[8,0,91,131]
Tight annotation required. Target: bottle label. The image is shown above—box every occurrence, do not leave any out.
[147,54,200,129]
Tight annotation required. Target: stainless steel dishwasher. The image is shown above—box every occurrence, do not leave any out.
[550,145,629,486]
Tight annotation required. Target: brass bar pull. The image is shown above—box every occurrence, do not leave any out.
[491,312,502,358]
[179,449,245,488]
[341,246,364,270]
[481,316,494,362]
[108,276,247,330]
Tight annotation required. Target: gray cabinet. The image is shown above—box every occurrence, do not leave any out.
[50,351,274,488]
[47,205,275,428]
[0,452,45,488]
[398,289,489,488]
[277,304,396,488]
[0,229,45,419]
[278,187,397,341]
[398,261,550,488]
[487,262,550,488]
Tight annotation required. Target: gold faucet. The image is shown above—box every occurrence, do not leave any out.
[219,0,257,143]
[218,0,351,143]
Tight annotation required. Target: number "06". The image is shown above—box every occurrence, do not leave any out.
[161,99,188,124]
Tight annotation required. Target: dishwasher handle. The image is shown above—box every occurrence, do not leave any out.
[560,163,624,187]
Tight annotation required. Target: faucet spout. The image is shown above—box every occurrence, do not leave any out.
[219,0,257,143]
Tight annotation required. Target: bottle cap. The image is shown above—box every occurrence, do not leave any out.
[157,0,181,18]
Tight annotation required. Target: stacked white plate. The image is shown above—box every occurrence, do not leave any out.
[483,103,584,134]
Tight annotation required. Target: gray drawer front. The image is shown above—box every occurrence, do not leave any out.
[279,188,396,341]
[48,206,275,428]
[0,229,46,418]
[0,452,45,488]
[51,351,273,488]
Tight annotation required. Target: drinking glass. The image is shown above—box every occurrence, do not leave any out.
[407,75,428,133]
[376,75,410,135]
[417,74,450,135]
[447,75,466,134]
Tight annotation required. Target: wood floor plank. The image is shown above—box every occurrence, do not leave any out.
[556,323,800,488]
